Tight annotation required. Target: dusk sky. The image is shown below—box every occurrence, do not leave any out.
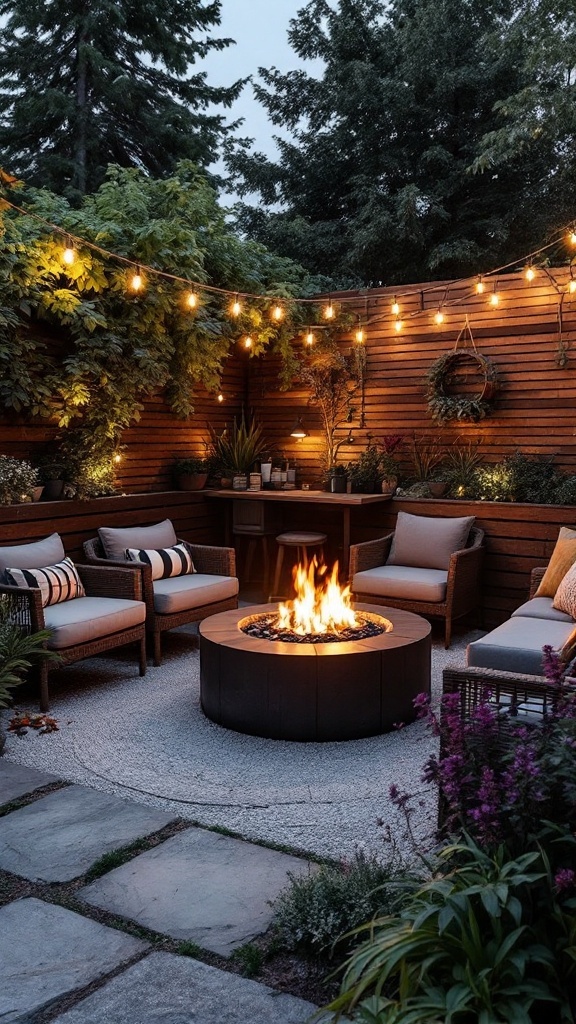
[201,0,326,160]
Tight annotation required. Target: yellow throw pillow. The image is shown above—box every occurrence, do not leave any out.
[535,527,576,597]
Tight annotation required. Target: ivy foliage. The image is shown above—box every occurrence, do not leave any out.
[0,164,328,494]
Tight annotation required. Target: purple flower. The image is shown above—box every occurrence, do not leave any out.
[554,868,576,894]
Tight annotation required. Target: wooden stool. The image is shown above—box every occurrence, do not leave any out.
[232,499,279,593]
[272,531,328,598]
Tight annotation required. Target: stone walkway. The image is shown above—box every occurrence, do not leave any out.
[0,760,325,1024]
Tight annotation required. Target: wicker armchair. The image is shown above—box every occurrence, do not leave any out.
[83,537,238,666]
[0,564,146,712]
[349,526,484,648]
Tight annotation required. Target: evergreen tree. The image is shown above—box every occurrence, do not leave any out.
[229,0,565,285]
[0,0,243,199]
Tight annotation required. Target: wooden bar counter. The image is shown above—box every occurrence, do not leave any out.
[204,489,392,575]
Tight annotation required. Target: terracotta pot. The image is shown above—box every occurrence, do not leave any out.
[32,486,44,502]
[177,473,208,491]
[428,481,448,498]
[381,475,398,496]
[220,478,232,489]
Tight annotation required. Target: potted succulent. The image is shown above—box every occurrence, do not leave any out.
[0,455,40,504]
[36,455,67,500]
[378,434,405,495]
[173,455,209,491]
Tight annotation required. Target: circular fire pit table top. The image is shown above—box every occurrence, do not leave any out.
[199,603,431,742]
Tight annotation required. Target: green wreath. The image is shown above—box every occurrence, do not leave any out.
[426,350,500,423]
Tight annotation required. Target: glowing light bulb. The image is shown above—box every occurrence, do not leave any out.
[476,277,485,294]
[244,335,253,349]
[434,308,444,325]
[569,230,576,246]
[62,243,75,265]
[569,279,576,294]
[113,454,122,463]
[186,291,197,309]
[490,291,499,307]
[131,269,143,292]
[525,265,535,282]
[272,304,283,321]
[305,330,315,346]
[324,301,334,319]
[391,297,400,316]
[231,296,241,316]
[217,393,224,403]
[394,317,403,332]
[355,327,364,343]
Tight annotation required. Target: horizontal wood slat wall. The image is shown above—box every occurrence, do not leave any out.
[248,268,576,480]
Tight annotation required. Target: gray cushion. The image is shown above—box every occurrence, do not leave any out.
[98,520,177,561]
[153,574,239,615]
[387,511,475,571]
[0,533,65,573]
[44,596,145,649]
[511,597,574,623]
[467,616,576,675]
[353,565,448,603]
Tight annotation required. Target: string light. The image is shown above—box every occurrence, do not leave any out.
[476,276,485,294]
[569,279,576,294]
[305,329,315,345]
[324,300,335,319]
[355,325,365,343]
[217,393,224,403]
[62,237,75,266]
[186,291,198,309]
[570,230,576,246]
[231,294,241,316]
[434,307,445,325]
[394,317,403,332]
[130,267,143,292]
[525,265,536,282]
[272,303,284,321]
[391,296,400,316]
[489,281,500,307]
[243,335,253,349]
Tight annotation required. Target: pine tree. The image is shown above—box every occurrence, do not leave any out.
[229,0,566,285]
[0,0,243,199]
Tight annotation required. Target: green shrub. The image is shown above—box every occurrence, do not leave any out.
[271,850,402,956]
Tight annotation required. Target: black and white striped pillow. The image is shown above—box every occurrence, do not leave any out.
[5,557,85,607]
[125,542,195,581]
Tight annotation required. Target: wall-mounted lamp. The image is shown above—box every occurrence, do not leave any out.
[290,417,309,438]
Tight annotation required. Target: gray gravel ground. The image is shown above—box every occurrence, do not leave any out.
[2,627,478,862]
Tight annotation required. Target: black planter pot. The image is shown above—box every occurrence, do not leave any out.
[42,479,65,500]
[329,475,347,493]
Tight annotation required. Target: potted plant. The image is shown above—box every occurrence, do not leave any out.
[207,415,270,489]
[328,464,348,493]
[377,434,405,495]
[172,455,209,491]
[441,438,484,498]
[36,455,67,500]
[346,442,384,493]
[0,455,40,504]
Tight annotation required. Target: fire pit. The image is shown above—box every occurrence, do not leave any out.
[199,561,431,741]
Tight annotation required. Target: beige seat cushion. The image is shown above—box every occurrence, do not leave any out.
[467,616,576,675]
[276,532,327,545]
[387,511,475,571]
[0,533,65,572]
[98,520,177,561]
[511,597,573,623]
[153,574,239,615]
[44,596,145,650]
[353,565,448,603]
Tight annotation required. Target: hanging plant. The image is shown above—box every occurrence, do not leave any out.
[426,349,500,423]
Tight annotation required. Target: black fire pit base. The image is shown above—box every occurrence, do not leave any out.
[199,603,431,742]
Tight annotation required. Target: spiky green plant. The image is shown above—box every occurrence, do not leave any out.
[207,415,270,476]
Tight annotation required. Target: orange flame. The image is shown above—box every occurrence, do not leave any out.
[276,559,357,635]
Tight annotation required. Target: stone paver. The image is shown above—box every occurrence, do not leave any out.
[80,826,314,956]
[0,784,176,881]
[50,951,321,1024]
[0,897,148,1024]
[0,759,59,805]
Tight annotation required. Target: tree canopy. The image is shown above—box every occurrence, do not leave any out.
[229,0,575,286]
[0,0,243,199]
